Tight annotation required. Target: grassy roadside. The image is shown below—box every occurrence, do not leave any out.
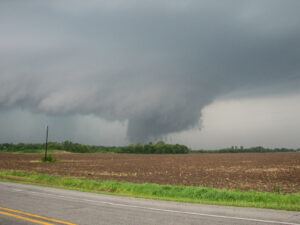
[0,170,299,211]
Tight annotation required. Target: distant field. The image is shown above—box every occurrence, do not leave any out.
[0,153,299,193]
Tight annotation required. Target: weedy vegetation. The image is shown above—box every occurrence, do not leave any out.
[0,170,299,211]
[41,154,57,162]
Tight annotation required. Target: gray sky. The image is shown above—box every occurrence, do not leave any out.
[0,0,300,149]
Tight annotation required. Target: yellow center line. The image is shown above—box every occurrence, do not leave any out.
[0,206,78,225]
[0,210,55,225]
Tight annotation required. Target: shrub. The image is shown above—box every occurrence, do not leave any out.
[41,154,57,162]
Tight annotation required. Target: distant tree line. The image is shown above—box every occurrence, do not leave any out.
[115,141,189,154]
[0,141,190,154]
[193,146,298,153]
[0,142,298,154]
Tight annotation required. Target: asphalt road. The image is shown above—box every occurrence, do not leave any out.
[0,181,299,225]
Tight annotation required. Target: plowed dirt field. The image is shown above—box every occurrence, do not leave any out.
[0,153,299,193]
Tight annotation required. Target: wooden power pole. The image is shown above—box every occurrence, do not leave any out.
[44,125,48,160]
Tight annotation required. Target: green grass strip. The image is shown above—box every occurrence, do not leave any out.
[0,170,299,211]
[1,149,65,154]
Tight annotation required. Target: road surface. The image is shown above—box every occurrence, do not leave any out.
[0,181,299,225]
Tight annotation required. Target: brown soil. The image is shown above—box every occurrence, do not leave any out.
[0,153,299,193]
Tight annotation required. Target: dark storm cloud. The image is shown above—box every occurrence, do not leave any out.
[0,0,299,142]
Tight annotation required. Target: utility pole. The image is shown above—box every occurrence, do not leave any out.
[44,125,48,160]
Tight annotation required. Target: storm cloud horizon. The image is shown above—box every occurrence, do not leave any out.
[1,0,300,144]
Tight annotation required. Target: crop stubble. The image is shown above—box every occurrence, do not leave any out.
[0,153,299,193]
